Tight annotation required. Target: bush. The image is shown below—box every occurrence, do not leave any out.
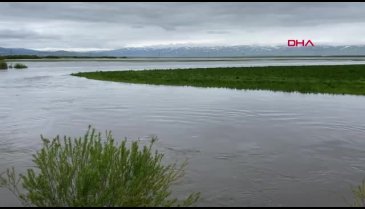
[0,60,7,70]
[353,180,365,207]
[0,126,200,207]
[13,63,27,69]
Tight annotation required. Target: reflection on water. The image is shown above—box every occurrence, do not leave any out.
[1,59,365,206]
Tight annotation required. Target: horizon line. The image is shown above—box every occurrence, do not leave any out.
[1,44,365,53]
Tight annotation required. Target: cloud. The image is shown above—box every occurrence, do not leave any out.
[0,29,56,40]
[207,31,231,35]
[0,2,365,50]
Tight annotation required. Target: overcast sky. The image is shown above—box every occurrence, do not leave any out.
[1,2,365,51]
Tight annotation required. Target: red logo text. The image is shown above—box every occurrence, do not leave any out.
[288,40,315,47]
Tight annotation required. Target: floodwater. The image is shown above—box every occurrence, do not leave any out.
[1,58,365,206]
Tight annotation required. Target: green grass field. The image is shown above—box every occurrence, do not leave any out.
[72,65,365,95]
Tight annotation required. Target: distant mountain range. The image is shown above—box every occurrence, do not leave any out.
[1,45,365,57]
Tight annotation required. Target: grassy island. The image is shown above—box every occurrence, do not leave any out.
[13,63,28,69]
[0,60,7,70]
[72,65,365,95]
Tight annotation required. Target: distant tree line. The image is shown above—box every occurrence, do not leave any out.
[0,55,127,59]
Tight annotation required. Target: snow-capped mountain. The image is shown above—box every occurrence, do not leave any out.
[1,45,365,57]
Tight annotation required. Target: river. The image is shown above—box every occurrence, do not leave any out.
[1,58,365,206]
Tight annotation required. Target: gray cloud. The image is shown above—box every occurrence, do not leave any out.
[0,29,56,40]
[207,31,231,35]
[0,2,365,50]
